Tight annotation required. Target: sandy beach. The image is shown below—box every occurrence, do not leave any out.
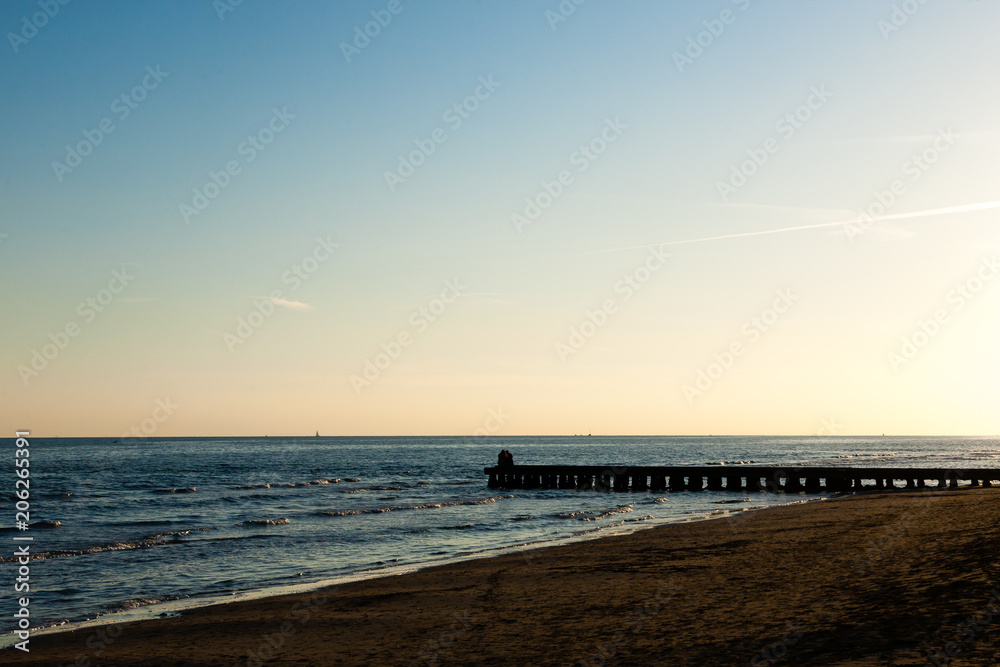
[9,487,1000,666]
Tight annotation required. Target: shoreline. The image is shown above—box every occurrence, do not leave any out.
[7,491,831,648]
[11,487,1000,665]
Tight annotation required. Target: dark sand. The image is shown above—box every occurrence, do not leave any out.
[8,488,1000,666]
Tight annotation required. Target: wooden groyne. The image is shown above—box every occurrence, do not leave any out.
[484,465,1000,493]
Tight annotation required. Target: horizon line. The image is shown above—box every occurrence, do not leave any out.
[9,433,997,439]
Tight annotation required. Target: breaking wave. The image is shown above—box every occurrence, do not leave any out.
[238,518,290,527]
[2,527,219,562]
[554,504,634,521]
[320,494,514,517]
[237,479,340,489]
[340,486,405,494]
[832,452,896,459]
[103,594,186,613]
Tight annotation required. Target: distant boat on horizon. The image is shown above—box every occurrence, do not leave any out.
[315,431,320,437]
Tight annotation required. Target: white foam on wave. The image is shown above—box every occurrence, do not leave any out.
[340,485,406,494]
[3,526,220,562]
[832,452,897,459]
[554,503,634,521]
[237,479,340,489]
[320,494,514,517]
[2,515,296,562]
[238,518,290,527]
[103,594,187,613]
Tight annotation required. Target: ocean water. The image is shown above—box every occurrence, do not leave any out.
[3,435,999,637]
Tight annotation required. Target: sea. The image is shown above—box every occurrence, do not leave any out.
[3,435,999,641]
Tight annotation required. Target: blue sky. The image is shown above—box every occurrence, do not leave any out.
[2,0,999,436]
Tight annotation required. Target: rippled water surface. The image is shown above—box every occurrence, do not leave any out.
[3,435,998,632]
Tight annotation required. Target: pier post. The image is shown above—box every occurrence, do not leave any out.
[651,474,666,491]
[488,472,498,488]
[984,479,993,488]
[830,475,850,492]
[726,474,743,492]
[805,476,821,493]
[949,472,959,489]
[765,472,782,494]
[614,473,629,492]
[707,475,723,491]
[597,472,612,492]
[784,474,802,493]
[633,473,648,491]
[669,475,685,492]
[746,476,761,492]
[687,475,703,491]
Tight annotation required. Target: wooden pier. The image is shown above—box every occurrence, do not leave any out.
[484,465,1000,493]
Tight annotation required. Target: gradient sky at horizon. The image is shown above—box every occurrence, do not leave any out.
[2,0,999,437]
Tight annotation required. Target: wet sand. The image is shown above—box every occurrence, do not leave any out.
[8,488,1000,666]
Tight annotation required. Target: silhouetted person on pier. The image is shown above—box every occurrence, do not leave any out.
[498,450,513,467]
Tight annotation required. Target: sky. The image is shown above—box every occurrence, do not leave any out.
[2,0,999,437]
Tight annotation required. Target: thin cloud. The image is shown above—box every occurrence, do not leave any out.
[822,226,918,241]
[582,201,1000,256]
[802,130,990,146]
[805,135,947,146]
[267,297,313,310]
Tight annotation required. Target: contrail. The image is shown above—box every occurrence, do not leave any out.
[581,201,1000,256]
